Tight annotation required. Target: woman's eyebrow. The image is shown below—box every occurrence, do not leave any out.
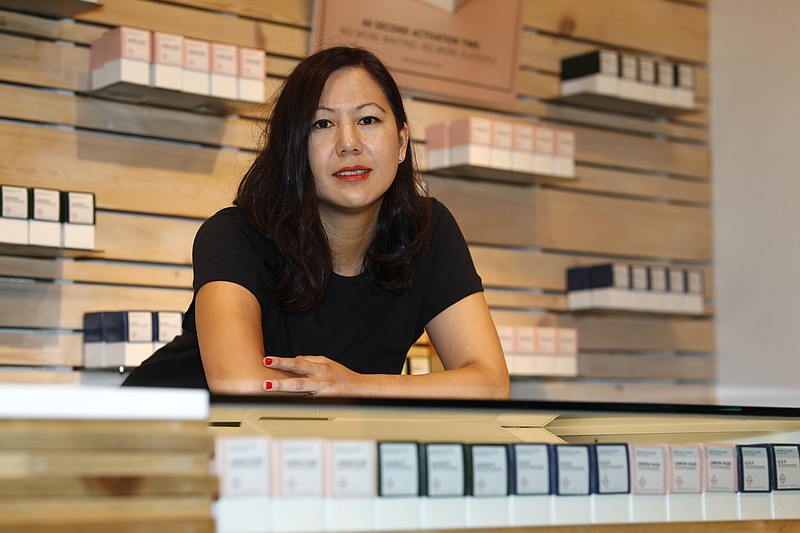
[315,102,387,113]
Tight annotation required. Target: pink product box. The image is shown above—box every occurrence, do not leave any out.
[490,120,513,171]
[532,126,555,176]
[324,440,377,531]
[90,26,151,90]
[449,117,492,168]
[426,122,450,170]
[511,123,535,174]
[211,42,239,100]
[270,438,326,532]
[151,32,183,91]
[668,444,705,522]
[238,47,265,102]
[630,444,669,523]
[553,129,576,178]
[183,38,211,96]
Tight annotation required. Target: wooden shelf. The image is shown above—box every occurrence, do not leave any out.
[553,92,696,117]
[427,164,574,186]
[0,0,102,18]
[87,82,258,116]
[0,242,102,259]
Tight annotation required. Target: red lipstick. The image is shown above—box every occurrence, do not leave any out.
[333,165,371,181]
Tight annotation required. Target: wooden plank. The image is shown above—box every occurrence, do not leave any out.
[0,519,214,533]
[94,212,198,264]
[74,0,308,58]
[0,84,257,150]
[0,281,191,330]
[0,332,82,367]
[577,353,715,381]
[522,0,708,63]
[511,379,715,404]
[428,176,712,261]
[483,290,567,311]
[0,33,90,91]
[490,310,714,353]
[0,475,218,497]
[519,30,710,100]
[0,8,105,44]
[164,0,312,27]
[0,370,81,384]
[0,122,241,219]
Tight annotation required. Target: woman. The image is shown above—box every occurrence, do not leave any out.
[124,46,509,399]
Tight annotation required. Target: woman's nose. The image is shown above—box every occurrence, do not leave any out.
[336,123,361,154]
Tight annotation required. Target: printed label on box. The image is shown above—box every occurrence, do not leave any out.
[378,442,419,497]
[330,440,375,497]
[705,445,736,492]
[596,444,629,494]
[66,192,95,225]
[514,444,550,495]
[426,444,465,496]
[773,445,800,490]
[2,186,28,219]
[670,446,702,493]
[633,446,666,494]
[471,445,508,497]
[127,311,153,342]
[33,189,60,222]
[279,439,324,497]
[217,436,270,496]
[741,447,770,492]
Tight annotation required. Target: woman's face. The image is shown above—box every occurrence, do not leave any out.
[308,66,409,222]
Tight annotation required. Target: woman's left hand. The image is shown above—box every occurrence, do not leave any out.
[261,355,360,397]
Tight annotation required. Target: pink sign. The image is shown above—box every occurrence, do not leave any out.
[312,0,523,106]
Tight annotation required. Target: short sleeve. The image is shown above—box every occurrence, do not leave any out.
[418,199,483,327]
[191,207,274,303]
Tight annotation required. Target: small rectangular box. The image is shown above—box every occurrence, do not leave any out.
[375,441,423,531]
[238,47,265,102]
[532,126,555,176]
[324,440,376,531]
[422,443,467,529]
[426,122,450,170]
[210,42,239,100]
[590,263,631,310]
[553,129,576,178]
[770,444,800,519]
[685,268,704,314]
[737,444,773,519]
[560,50,619,99]
[655,61,675,106]
[490,120,513,171]
[511,123,535,174]
[637,56,656,103]
[153,310,183,351]
[92,26,151,90]
[105,310,155,368]
[668,444,704,522]
[515,327,536,355]
[449,117,492,168]
[536,327,558,356]
[496,325,516,355]
[151,32,184,91]
[592,444,631,524]
[629,264,649,311]
[183,38,211,96]
[703,444,739,521]
[509,443,552,526]
[60,190,95,250]
[82,311,106,368]
[646,266,668,312]
[28,187,61,248]
[271,438,325,532]
[551,444,593,525]
[567,266,592,310]
[618,53,643,101]
[466,444,511,527]
[215,436,271,497]
[630,444,668,523]
[0,184,29,245]
[667,267,687,313]
[674,63,695,108]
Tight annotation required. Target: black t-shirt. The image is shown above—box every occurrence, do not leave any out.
[123,198,482,388]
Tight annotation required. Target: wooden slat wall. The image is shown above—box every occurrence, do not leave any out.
[0,0,713,403]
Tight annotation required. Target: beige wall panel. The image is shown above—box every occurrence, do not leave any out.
[95,212,199,265]
[0,33,89,91]
[522,0,708,63]
[0,85,258,150]
[0,256,192,289]
[0,9,105,44]
[428,177,711,261]
[165,0,312,27]
[0,282,192,330]
[483,290,566,311]
[0,122,243,219]
[0,332,82,367]
[519,31,709,100]
[75,0,309,58]
[562,165,710,204]
[511,380,715,404]
[577,353,715,381]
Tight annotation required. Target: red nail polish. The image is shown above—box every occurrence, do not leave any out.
[264,357,272,366]
[263,380,273,391]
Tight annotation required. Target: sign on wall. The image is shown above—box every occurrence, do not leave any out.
[312,0,524,107]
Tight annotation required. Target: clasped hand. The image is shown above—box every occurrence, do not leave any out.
[262,355,358,397]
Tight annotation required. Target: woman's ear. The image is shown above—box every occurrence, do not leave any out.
[398,122,410,161]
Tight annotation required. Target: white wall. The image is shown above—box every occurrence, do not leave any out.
[711,0,800,406]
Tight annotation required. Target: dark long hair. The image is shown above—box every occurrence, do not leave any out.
[235,46,432,313]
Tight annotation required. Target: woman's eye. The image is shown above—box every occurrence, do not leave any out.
[313,119,333,129]
[359,116,381,125]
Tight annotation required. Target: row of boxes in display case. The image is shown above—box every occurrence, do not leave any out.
[1,185,95,250]
[213,436,800,533]
[425,117,575,182]
[567,262,705,315]
[559,49,696,114]
[83,310,183,369]
[496,325,578,377]
[89,26,265,112]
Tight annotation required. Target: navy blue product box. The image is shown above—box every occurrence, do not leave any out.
[592,443,631,495]
[509,443,553,495]
[566,266,591,291]
[768,444,800,491]
[736,444,772,493]
[589,263,631,289]
[421,442,467,497]
[377,441,424,497]
[560,50,619,81]
[465,444,511,497]
[83,311,106,343]
[550,444,596,496]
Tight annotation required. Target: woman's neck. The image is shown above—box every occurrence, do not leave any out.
[320,206,380,277]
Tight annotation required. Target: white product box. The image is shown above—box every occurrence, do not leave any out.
[425,122,450,170]
[271,438,326,533]
[618,53,644,101]
[668,445,704,522]
[105,310,155,368]
[771,445,800,519]
[449,117,492,168]
[61,191,95,250]
[674,63,695,109]
[552,445,592,525]
[151,32,184,91]
[375,442,422,531]
[0,184,29,245]
[647,266,668,312]
[629,264,649,312]
[238,47,265,102]
[467,445,510,527]
[490,120,513,171]
[511,123,535,174]
[91,27,151,90]
[28,188,61,248]
[153,310,183,351]
[183,38,210,96]
[553,129,576,178]
[630,444,668,523]
[593,444,631,524]
[532,126,555,176]
[737,445,772,520]
[210,42,238,100]
[509,444,552,526]
[324,440,376,532]
[637,56,657,103]
[656,61,675,106]
[703,444,739,521]
[421,443,467,529]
